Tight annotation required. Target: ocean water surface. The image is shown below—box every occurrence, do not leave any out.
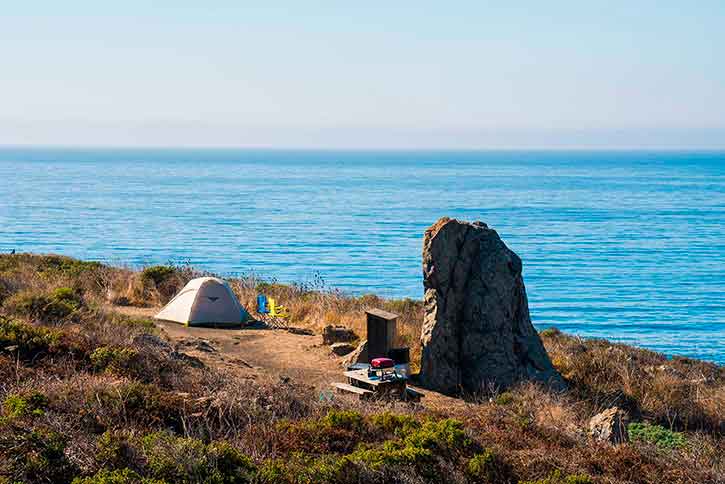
[0,148,723,364]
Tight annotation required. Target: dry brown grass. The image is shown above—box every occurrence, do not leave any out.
[541,328,724,434]
[0,253,723,484]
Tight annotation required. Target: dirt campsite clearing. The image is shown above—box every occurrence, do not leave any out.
[111,304,462,411]
[113,304,341,383]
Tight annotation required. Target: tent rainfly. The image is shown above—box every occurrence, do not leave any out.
[154,277,251,327]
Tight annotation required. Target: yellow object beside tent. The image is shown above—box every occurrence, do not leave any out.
[268,297,289,318]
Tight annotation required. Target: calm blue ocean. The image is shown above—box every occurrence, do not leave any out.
[0,148,723,364]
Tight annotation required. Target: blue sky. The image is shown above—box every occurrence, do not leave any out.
[1,1,724,148]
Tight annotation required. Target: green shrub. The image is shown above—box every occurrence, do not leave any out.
[94,429,148,469]
[116,316,156,331]
[628,422,687,449]
[93,382,180,428]
[72,468,166,484]
[321,409,364,432]
[402,418,470,454]
[97,430,125,465]
[369,411,419,435]
[520,470,593,484]
[495,391,515,405]
[113,382,160,411]
[275,414,470,479]
[206,441,257,483]
[91,346,139,374]
[466,449,510,483]
[3,287,82,323]
[1,427,78,483]
[141,432,209,483]
[141,266,176,286]
[51,286,82,305]
[0,317,61,359]
[345,417,470,478]
[277,410,368,454]
[256,459,288,483]
[513,412,533,430]
[3,292,53,319]
[38,255,103,279]
[3,391,49,418]
[141,432,255,484]
[345,440,433,470]
[258,454,344,484]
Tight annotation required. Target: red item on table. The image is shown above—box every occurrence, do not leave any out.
[371,357,395,369]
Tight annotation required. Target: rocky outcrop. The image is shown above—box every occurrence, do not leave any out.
[342,340,368,367]
[132,334,204,368]
[322,325,357,345]
[330,342,355,356]
[589,407,629,444]
[178,338,217,353]
[133,333,172,351]
[419,218,563,395]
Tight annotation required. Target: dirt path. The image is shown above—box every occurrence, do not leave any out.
[113,304,342,385]
[112,305,465,411]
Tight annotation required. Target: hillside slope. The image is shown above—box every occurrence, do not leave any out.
[0,254,722,483]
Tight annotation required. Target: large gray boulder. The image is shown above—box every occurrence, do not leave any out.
[419,218,563,395]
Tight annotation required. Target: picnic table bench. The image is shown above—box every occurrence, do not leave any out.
[331,382,374,399]
[332,368,422,401]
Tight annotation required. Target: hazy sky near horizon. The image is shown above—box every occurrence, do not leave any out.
[2,1,724,149]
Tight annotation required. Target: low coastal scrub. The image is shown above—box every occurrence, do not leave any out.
[3,286,84,324]
[124,264,195,307]
[90,346,139,374]
[3,390,49,418]
[519,470,593,484]
[0,253,722,484]
[0,316,63,360]
[540,327,724,434]
[627,422,687,449]
[140,266,177,286]
[140,432,257,483]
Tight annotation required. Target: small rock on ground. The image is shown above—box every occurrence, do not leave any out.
[178,338,217,353]
[589,407,629,444]
[330,342,356,356]
[322,325,357,345]
[170,350,205,368]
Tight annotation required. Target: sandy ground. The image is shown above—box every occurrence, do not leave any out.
[112,305,464,411]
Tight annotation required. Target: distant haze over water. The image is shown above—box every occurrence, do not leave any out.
[1,148,723,364]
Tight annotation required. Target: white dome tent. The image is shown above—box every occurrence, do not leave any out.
[154,277,251,327]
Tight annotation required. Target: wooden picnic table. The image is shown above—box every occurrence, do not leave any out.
[343,368,407,397]
[332,369,424,401]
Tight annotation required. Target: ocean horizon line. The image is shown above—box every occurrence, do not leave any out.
[2,144,725,153]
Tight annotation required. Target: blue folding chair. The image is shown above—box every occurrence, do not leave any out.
[257,294,269,314]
